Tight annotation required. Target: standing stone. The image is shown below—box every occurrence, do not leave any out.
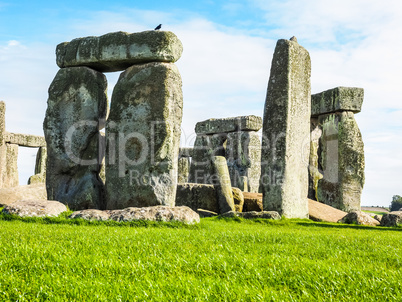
[43,66,107,210]
[308,118,323,200]
[178,156,190,183]
[260,38,311,218]
[211,156,235,214]
[1,144,19,188]
[105,62,183,209]
[226,131,261,193]
[316,111,364,212]
[188,133,227,184]
[28,146,47,185]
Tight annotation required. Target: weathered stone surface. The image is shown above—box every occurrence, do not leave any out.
[56,31,183,72]
[108,206,200,224]
[105,62,182,209]
[260,38,311,218]
[380,211,402,227]
[338,211,379,226]
[212,156,235,213]
[28,146,47,185]
[188,133,226,184]
[316,112,364,212]
[0,143,19,188]
[221,210,281,220]
[308,118,323,200]
[311,87,364,117]
[175,183,219,213]
[2,199,67,217]
[374,215,382,223]
[5,132,46,147]
[178,157,190,183]
[308,199,347,223]
[43,66,107,210]
[226,131,261,193]
[0,101,5,145]
[0,184,47,207]
[195,115,262,135]
[242,192,263,212]
[69,209,111,221]
[179,147,193,158]
[231,187,244,212]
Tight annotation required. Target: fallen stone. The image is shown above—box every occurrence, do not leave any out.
[108,206,200,224]
[44,66,107,210]
[311,86,364,117]
[380,211,402,227]
[105,62,182,209]
[211,156,235,213]
[2,199,67,217]
[374,215,382,223]
[221,210,280,220]
[56,31,183,72]
[175,183,219,213]
[308,199,347,223]
[242,192,263,212]
[260,38,311,219]
[5,132,46,147]
[195,115,262,135]
[338,211,380,226]
[196,209,218,218]
[0,184,46,207]
[69,209,111,221]
[232,187,244,212]
[316,111,365,212]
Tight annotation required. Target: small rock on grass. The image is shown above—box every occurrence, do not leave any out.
[221,210,280,220]
[338,211,379,226]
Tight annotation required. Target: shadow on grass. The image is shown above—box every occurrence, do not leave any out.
[295,221,402,232]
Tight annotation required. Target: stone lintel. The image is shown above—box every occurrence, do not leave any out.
[5,132,46,147]
[56,30,183,72]
[195,115,262,135]
[311,86,364,117]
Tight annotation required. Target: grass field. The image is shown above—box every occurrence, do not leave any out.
[0,214,401,301]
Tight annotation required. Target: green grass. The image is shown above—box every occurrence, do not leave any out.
[362,210,388,215]
[0,216,401,301]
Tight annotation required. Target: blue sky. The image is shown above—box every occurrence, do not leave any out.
[1,0,401,207]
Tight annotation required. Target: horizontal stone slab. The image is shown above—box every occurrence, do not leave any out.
[56,31,183,72]
[311,86,364,116]
[5,132,46,147]
[195,115,262,134]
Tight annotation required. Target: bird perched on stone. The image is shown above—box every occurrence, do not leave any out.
[154,24,162,30]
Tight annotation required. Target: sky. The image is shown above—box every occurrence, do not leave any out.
[0,0,401,207]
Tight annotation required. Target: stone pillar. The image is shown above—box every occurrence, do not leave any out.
[226,131,261,193]
[105,62,183,209]
[212,156,235,214]
[260,37,311,218]
[188,133,227,184]
[44,66,107,210]
[311,87,365,212]
[0,102,19,188]
[178,156,190,183]
[28,146,47,185]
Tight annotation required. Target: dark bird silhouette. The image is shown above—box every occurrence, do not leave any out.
[154,24,162,30]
